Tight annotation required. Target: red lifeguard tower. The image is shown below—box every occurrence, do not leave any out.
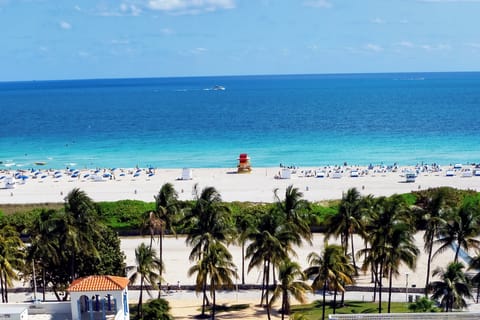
[237,153,252,173]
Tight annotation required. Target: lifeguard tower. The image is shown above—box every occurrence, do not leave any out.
[237,153,252,173]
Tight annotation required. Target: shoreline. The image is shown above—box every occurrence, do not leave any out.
[1,164,480,204]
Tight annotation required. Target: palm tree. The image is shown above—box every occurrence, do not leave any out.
[270,258,311,320]
[358,195,413,312]
[274,185,312,243]
[63,188,101,280]
[142,183,179,296]
[246,211,289,320]
[25,209,61,301]
[47,211,80,300]
[127,243,162,317]
[185,185,233,316]
[428,261,472,312]
[0,225,25,303]
[417,188,451,295]
[435,201,480,263]
[326,188,364,273]
[235,206,259,285]
[384,223,419,313]
[271,185,311,305]
[469,254,480,303]
[188,240,237,319]
[154,183,179,272]
[64,188,97,225]
[304,244,355,320]
[185,185,232,261]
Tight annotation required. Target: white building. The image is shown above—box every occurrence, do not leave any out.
[68,275,130,320]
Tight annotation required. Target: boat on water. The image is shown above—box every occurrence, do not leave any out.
[212,85,225,91]
[34,162,47,166]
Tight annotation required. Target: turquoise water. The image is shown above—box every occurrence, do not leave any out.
[1,73,480,169]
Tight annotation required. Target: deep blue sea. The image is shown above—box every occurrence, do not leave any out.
[1,72,480,169]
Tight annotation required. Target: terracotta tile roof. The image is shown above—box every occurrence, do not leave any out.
[68,275,129,292]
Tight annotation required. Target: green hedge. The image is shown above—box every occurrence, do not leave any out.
[1,188,478,235]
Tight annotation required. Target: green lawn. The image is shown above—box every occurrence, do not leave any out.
[291,300,411,319]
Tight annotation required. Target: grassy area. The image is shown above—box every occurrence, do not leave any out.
[207,303,250,313]
[0,203,63,215]
[291,300,411,319]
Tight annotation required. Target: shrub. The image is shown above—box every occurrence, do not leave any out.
[141,298,173,320]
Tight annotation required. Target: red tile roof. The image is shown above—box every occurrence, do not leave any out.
[68,275,129,292]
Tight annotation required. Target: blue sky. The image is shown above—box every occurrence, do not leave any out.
[1,0,480,81]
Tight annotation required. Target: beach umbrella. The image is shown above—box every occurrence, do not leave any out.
[133,172,140,177]
[0,176,5,180]
[103,173,111,178]
[40,175,47,179]
[83,174,90,178]
[148,173,154,177]
[71,173,79,178]
[119,173,125,177]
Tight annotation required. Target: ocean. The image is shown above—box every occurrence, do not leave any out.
[1,72,480,169]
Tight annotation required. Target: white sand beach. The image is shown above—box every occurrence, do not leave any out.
[1,164,479,204]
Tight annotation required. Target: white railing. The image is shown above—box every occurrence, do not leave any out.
[329,312,480,319]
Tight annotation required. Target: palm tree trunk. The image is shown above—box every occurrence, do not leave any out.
[52,288,61,301]
[42,267,46,302]
[212,279,216,320]
[202,278,207,316]
[266,259,271,320]
[387,267,393,313]
[159,227,164,274]
[477,282,480,303]
[241,242,245,285]
[378,262,383,313]
[138,277,144,317]
[3,272,8,303]
[322,279,327,320]
[158,227,164,299]
[425,244,433,297]
[351,233,357,274]
[333,287,338,314]
[260,260,267,306]
[0,271,4,303]
[455,245,460,263]
[149,229,154,250]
